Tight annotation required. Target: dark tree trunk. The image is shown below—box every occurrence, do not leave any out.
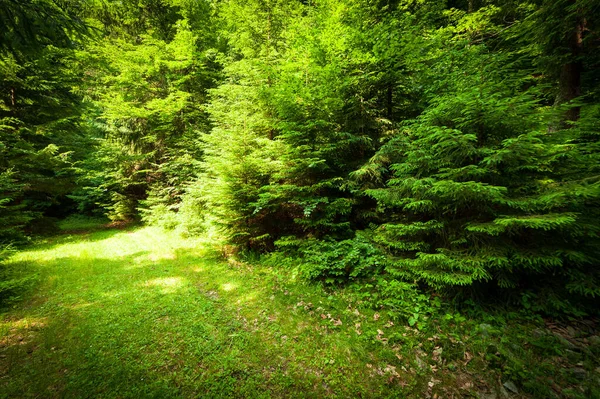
[553,14,585,127]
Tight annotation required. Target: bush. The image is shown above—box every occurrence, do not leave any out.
[140,204,179,230]
[276,233,386,284]
[174,184,207,237]
[139,184,208,236]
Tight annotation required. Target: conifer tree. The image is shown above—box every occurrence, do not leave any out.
[358,2,600,311]
[0,0,91,242]
[73,0,219,221]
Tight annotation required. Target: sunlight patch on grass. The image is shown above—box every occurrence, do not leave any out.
[148,253,177,262]
[235,292,258,304]
[0,316,48,331]
[221,282,238,292]
[126,252,177,269]
[0,317,48,348]
[143,277,186,293]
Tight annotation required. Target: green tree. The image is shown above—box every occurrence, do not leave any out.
[358,2,600,312]
[73,0,220,222]
[0,0,92,242]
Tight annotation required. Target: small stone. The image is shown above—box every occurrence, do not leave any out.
[502,381,518,394]
[432,347,443,363]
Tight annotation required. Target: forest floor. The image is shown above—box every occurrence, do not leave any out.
[0,221,599,398]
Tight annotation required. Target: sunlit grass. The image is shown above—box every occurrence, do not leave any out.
[0,225,410,398]
[4,224,594,398]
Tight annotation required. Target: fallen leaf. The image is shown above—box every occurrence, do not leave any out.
[432,347,443,362]
[464,351,473,365]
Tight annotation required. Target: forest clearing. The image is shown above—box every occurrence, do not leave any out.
[1,0,600,397]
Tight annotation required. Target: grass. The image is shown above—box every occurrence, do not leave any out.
[0,225,413,398]
[56,214,112,232]
[0,222,599,398]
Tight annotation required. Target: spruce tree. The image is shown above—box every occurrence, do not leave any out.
[0,0,91,242]
[358,3,600,311]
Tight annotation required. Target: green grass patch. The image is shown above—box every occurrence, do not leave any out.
[56,215,112,232]
[0,226,598,398]
[0,227,411,398]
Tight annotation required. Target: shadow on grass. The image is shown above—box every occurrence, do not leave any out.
[38,222,141,248]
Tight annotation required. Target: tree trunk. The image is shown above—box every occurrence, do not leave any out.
[553,15,585,127]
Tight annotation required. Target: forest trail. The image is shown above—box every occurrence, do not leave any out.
[0,226,408,398]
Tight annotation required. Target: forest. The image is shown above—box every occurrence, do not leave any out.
[1,0,600,398]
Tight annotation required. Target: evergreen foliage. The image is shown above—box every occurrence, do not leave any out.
[73,0,219,221]
[0,0,91,243]
[1,0,599,315]
[355,1,600,311]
